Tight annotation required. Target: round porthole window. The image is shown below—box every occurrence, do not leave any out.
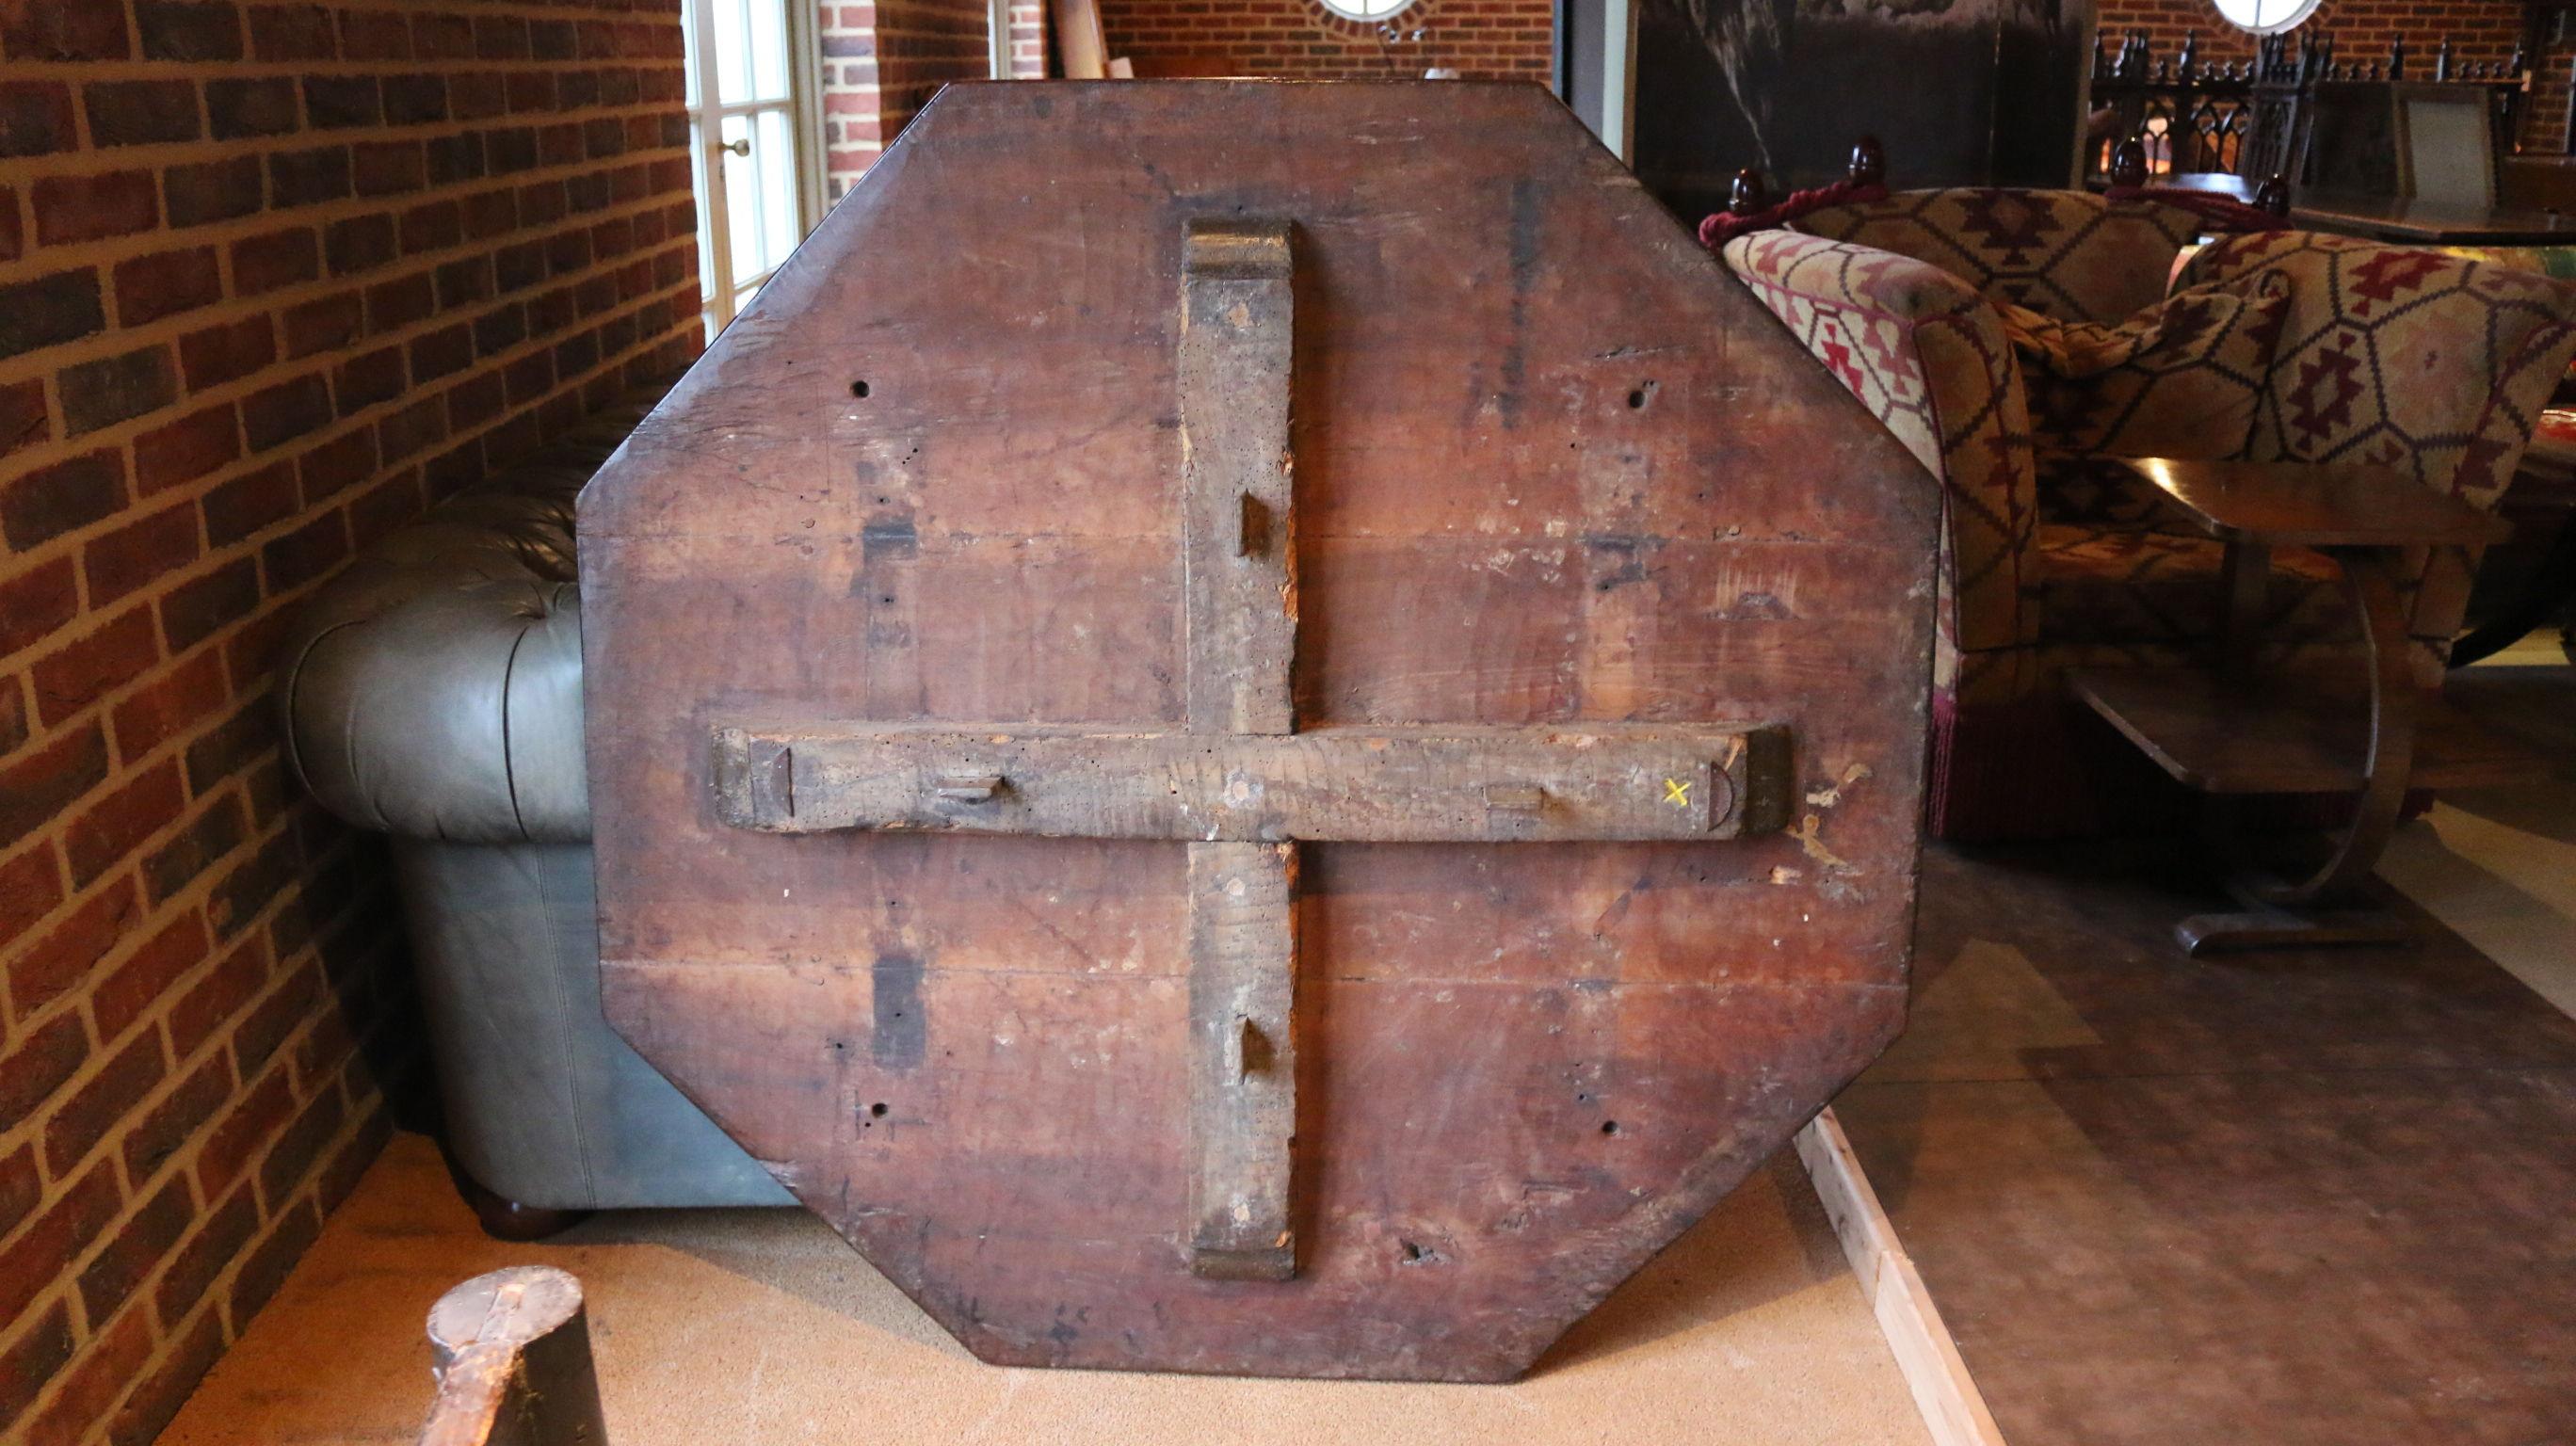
[1317,0,1419,21]
[2208,0,2322,36]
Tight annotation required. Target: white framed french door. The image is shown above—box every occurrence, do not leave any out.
[685,0,826,337]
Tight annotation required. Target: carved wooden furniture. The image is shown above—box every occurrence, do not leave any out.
[2087,30,2531,193]
[2064,458,2525,952]
[578,82,1941,1382]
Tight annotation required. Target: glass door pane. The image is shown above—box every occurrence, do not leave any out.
[721,111,763,290]
[689,120,716,305]
[756,107,797,272]
[713,0,755,104]
[683,0,701,107]
[687,0,817,333]
[749,0,790,100]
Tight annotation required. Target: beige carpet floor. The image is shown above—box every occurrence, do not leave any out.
[159,1135,1931,1445]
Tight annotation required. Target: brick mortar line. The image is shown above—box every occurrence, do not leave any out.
[8,1058,399,1437]
[10,56,682,88]
[0,122,691,282]
[29,64,684,163]
[0,300,668,1208]
[0,197,694,454]
[20,114,688,189]
[1,722,427,1371]
[0,310,690,1008]
[0,306,688,853]
[0,313,683,814]
[0,317,685,731]
[0,193,691,389]
[0,269,696,631]
[0,230,696,584]
[2,769,269,1116]
[0,187,694,414]
[13,790,379,1121]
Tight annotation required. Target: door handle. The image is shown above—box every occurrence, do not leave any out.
[718,137,749,157]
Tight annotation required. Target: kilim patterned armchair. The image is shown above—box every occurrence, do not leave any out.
[1721,190,2576,839]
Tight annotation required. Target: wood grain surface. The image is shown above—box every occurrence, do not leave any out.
[579,81,1942,1381]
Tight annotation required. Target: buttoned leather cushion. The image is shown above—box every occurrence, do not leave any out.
[279,402,650,844]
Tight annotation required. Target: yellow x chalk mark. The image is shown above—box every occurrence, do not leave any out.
[1662,778,1692,808]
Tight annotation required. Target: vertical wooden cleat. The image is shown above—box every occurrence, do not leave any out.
[1185,841,1298,1280]
[1179,216,1300,1280]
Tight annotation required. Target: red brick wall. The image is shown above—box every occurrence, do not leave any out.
[818,1,877,197]
[1096,0,1554,82]
[2527,36,2575,151]
[874,0,990,170]
[1007,0,1045,77]
[0,2,700,1440]
[818,0,995,201]
[2093,0,2524,72]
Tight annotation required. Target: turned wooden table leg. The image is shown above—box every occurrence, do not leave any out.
[419,1266,606,1446]
[2179,549,2419,954]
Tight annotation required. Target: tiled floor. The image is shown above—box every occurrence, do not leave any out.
[1839,662,2576,1446]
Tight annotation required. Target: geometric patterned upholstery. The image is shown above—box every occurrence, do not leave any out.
[2000,271,2291,459]
[1788,187,2206,323]
[2178,231,2576,683]
[1721,226,2036,704]
[1722,192,2576,837]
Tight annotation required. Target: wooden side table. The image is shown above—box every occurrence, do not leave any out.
[2065,458,2528,954]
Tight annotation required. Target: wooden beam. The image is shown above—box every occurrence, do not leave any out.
[1179,217,1297,740]
[1795,1111,2007,1446]
[1185,841,1299,1280]
[709,724,1789,841]
[1179,216,1299,1280]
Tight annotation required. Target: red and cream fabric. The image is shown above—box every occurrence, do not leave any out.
[2178,230,2576,681]
[1721,228,2035,704]
[1721,190,2576,837]
[1997,271,2292,459]
[1787,187,2206,323]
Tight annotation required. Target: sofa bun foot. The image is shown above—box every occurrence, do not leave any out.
[439,1141,592,1242]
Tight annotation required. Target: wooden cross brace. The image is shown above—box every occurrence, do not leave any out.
[712,217,1790,1283]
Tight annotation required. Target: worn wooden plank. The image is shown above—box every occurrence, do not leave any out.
[1181,217,1297,739]
[1184,841,1299,1279]
[710,723,1784,840]
[1795,1112,2007,1446]
[1178,216,1302,1280]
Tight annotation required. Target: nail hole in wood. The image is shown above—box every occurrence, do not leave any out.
[1601,1119,1620,1135]
[849,380,870,398]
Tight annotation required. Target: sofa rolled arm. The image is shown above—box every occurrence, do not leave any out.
[280,402,650,844]
[1720,228,2040,656]
[283,568,588,844]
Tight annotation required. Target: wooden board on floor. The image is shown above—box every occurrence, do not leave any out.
[1797,1110,2007,1446]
